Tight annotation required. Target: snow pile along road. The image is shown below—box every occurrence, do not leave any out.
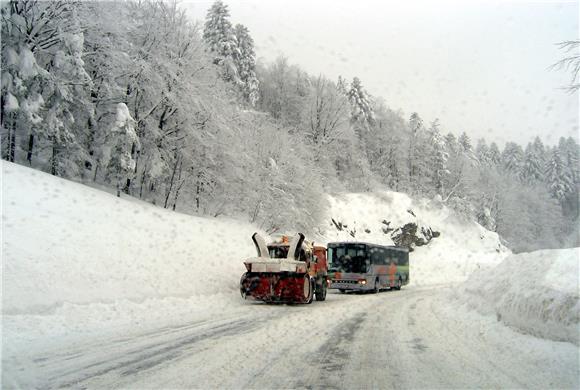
[456,248,580,345]
[322,192,509,285]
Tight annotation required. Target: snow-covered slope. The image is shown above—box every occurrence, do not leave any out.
[2,161,258,315]
[321,192,508,285]
[455,248,580,345]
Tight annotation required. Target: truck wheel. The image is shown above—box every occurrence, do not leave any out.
[303,276,314,304]
[315,278,327,301]
[307,278,315,304]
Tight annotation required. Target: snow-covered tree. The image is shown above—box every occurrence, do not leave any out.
[347,77,374,127]
[545,148,573,204]
[305,76,349,148]
[458,132,475,159]
[475,139,489,166]
[105,103,139,197]
[502,142,524,174]
[429,119,449,194]
[203,0,238,81]
[233,23,259,106]
[520,142,544,184]
[488,142,501,166]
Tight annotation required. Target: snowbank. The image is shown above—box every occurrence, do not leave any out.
[456,248,580,345]
[321,192,508,285]
[2,161,257,315]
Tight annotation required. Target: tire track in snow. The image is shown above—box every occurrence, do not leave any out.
[40,314,273,389]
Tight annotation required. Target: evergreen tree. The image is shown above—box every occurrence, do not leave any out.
[475,139,490,165]
[545,148,573,204]
[203,1,238,80]
[233,23,259,106]
[429,119,448,194]
[488,142,501,166]
[408,112,423,191]
[520,142,543,183]
[502,142,524,174]
[347,77,374,126]
[458,132,473,156]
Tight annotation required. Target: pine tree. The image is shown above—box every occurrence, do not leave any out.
[475,139,490,165]
[429,119,449,194]
[347,77,374,126]
[408,113,423,190]
[233,23,259,106]
[502,142,524,174]
[203,1,238,80]
[488,142,501,166]
[545,148,573,204]
[458,132,473,156]
[520,142,543,183]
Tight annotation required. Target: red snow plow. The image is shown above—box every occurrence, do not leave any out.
[240,233,328,303]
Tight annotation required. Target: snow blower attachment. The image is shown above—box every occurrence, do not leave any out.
[240,233,328,303]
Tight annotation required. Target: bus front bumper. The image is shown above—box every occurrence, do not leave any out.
[330,280,372,291]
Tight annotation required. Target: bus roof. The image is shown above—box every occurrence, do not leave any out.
[327,242,409,252]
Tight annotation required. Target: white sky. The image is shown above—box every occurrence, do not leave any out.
[184,0,579,147]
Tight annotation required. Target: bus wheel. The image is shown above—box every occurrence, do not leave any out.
[374,279,380,294]
[395,278,402,290]
[339,289,346,294]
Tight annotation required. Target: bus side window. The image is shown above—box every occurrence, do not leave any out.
[379,248,387,265]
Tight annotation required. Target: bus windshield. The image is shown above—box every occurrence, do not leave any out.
[328,244,367,273]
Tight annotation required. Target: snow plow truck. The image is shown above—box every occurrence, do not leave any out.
[240,233,328,303]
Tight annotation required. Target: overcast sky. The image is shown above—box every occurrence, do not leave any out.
[185,0,579,147]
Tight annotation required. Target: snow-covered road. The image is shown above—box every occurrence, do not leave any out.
[20,286,578,389]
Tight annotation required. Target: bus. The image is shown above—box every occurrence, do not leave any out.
[327,242,409,293]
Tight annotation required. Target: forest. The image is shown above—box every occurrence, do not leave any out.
[1,0,578,252]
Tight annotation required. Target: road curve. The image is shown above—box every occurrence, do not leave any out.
[15,286,579,389]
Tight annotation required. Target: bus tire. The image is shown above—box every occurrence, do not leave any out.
[339,289,346,294]
[395,277,402,290]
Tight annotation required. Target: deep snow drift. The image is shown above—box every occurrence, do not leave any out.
[456,248,580,345]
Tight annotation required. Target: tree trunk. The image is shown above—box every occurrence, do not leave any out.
[51,143,57,176]
[26,134,34,165]
[164,156,179,209]
[172,159,184,211]
[7,114,15,162]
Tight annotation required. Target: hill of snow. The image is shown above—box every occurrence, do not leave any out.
[455,248,580,345]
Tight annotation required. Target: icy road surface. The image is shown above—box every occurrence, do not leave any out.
[17,287,578,389]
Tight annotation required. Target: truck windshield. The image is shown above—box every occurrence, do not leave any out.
[268,246,289,258]
[328,244,367,273]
